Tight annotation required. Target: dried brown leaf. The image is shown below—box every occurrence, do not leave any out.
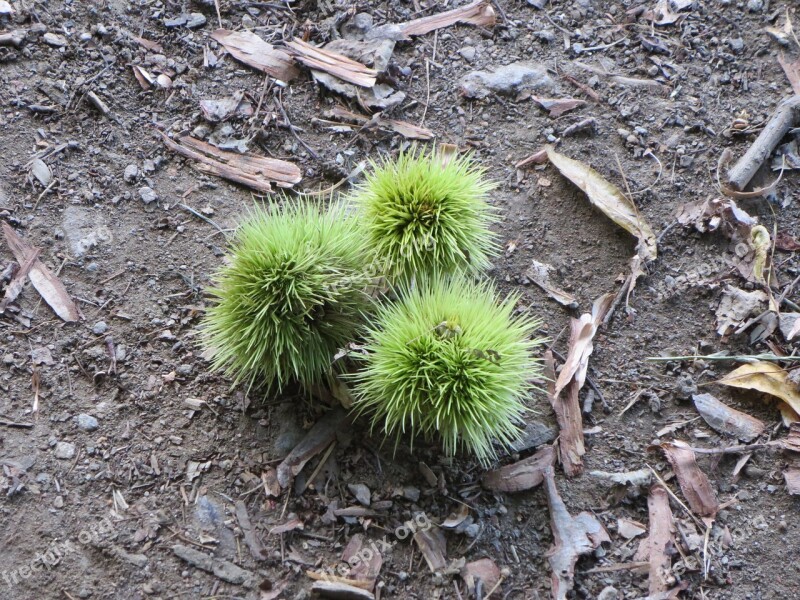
[460,559,501,597]
[692,393,765,442]
[718,361,800,418]
[526,260,577,307]
[778,53,800,96]
[481,445,556,492]
[2,223,80,322]
[544,466,610,600]
[546,147,657,261]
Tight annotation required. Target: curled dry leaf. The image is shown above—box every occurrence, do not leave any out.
[481,445,555,492]
[543,466,610,600]
[676,197,756,235]
[657,441,719,518]
[132,65,155,90]
[546,350,585,478]
[546,147,657,261]
[718,361,800,420]
[692,393,765,442]
[441,503,470,529]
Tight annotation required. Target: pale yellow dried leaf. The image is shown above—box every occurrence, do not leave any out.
[718,361,800,420]
[546,147,657,261]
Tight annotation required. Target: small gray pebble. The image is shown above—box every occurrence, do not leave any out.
[139,187,158,204]
[54,441,76,460]
[93,321,108,335]
[124,164,138,183]
[75,414,99,431]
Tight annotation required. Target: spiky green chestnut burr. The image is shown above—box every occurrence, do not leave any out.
[353,274,544,464]
[354,148,498,284]
[201,201,371,389]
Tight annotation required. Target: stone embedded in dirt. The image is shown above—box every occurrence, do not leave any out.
[30,346,54,366]
[348,483,371,506]
[139,186,158,204]
[124,164,138,182]
[341,13,374,40]
[43,32,67,47]
[93,321,108,335]
[54,441,76,459]
[186,13,207,29]
[458,46,476,62]
[459,61,553,99]
[53,496,64,508]
[597,586,619,600]
[75,414,99,431]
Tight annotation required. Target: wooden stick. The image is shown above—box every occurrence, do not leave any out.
[727,95,800,191]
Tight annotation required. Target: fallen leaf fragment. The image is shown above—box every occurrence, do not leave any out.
[199,91,253,122]
[547,147,657,261]
[692,393,765,442]
[2,223,80,322]
[718,361,800,419]
[132,65,156,89]
[481,445,555,492]
[161,134,301,193]
[658,441,719,518]
[526,260,577,307]
[460,559,501,598]
[647,484,675,596]
[286,38,377,88]
[715,286,767,337]
[788,318,800,341]
[676,197,756,235]
[515,148,548,168]
[398,0,496,38]
[776,231,800,251]
[413,527,447,572]
[269,515,304,535]
[543,466,610,600]
[532,96,587,118]
[235,500,266,561]
[210,29,299,82]
[342,534,382,590]
[617,518,647,540]
[323,107,433,140]
[276,409,348,488]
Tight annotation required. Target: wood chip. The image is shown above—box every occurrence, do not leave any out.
[658,441,719,518]
[482,445,555,492]
[399,0,496,37]
[286,38,377,88]
[647,484,674,595]
[235,500,266,561]
[210,29,299,82]
[692,393,765,442]
[617,518,647,540]
[173,544,257,587]
[2,223,80,322]
[161,133,301,193]
[543,466,610,600]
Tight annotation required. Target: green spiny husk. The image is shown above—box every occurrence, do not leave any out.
[353,273,544,464]
[201,200,372,390]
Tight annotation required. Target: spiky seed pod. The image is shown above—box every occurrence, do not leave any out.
[201,201,371,390]
[354,147,498,285]
[353,274,544,464]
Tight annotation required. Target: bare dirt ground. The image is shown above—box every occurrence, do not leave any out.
[1,0,800,599]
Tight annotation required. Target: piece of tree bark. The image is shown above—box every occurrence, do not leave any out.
[647,484,674,596]
[545,350,585,477]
